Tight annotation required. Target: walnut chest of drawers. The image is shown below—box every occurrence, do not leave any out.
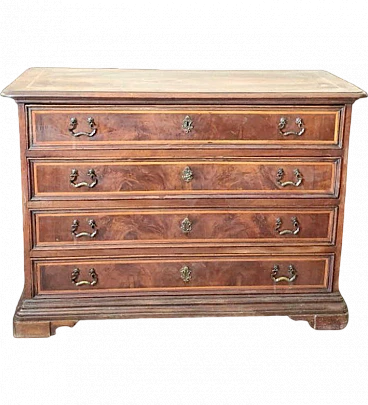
[2,68,366,337]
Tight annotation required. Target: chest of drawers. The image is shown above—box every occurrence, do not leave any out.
[2,68,366,337]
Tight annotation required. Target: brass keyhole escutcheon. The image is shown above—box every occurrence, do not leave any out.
[182,115,194,134]
[180,266,192,283]
[182,166,194,182]
[180,217,193,234]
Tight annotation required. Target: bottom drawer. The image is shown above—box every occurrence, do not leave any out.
[35,255,333,294]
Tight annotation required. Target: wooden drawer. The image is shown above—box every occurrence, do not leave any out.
[35,255,333,294]
[28,106,342,149]
[33,208,337,248]
[31,159,341,199]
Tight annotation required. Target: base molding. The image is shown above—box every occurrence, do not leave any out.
[14,291,348,337]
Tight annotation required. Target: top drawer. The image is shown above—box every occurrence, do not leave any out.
[28,106,342,149]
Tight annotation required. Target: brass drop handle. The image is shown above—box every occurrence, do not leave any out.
[278,117,305,137]
[271,264,297,283]
[275,217,300,235]
[180,217,192,234]
[69,117,97,137]
[71,268,98,286]
[276,168,303,187]
[71,219,98,238]
[180,266,192,283]
[70,169,98,188]
[182,115,194,134]
[182,166,194,182]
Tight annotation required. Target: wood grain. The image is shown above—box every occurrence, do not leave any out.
[2,68,366,100]
[18,104,34,299]
[27,197,341,211]
[35,256,332,294]
[1,68,365,336]
[32,159,340,199]
[13,319,77,338]
[330,104,352,292]
[29,246,339,260]
[29,107,341,147]
[34,209,337,247]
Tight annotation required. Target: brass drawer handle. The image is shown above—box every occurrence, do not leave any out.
[275,216,300,235]
[69,117,97,137]
[70,169,98,188]
[182,115,194,134]
[71,268,98,286]
[71,219,98,238]
[182,166,194,182]
[271,264,297,283]
[180,217,192,234]
[180,266,192,283]
[278,117,305,137]
[276,168,303,187]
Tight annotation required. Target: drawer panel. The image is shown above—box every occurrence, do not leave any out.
[29,106,341,148]
[35,255,333,294]
[32,159,341,199]
[34,208,337,248]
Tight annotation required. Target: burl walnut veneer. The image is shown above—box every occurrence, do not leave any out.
[2,68,366,337]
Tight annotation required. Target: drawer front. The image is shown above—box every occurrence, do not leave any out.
[35,255,333,294]
[32,159,340,199]
[29,107,341,148]
[34,209,337,248]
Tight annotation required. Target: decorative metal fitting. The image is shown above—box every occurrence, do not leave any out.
[271,264,297,283]
[70,168,98,188]
[182,166,194,182]
[275,216,300,235]
[71,219,98,238]
[180,217,193,234]
[69,117,97,137]
[182,115,194,134]
[276,168,303,187]
[71,268,98,286]
[278,117,305,137]
[180,266,192,283]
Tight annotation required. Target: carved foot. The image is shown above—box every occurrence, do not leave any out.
[13,320,78,338]
[289,313,348,330]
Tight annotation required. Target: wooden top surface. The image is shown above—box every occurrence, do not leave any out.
[2,68,366,100]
